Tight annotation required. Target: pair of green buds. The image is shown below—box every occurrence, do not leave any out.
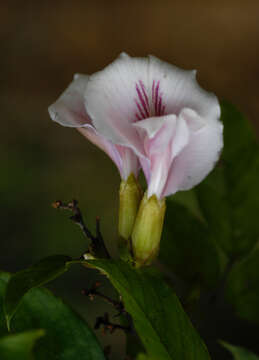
[118,174,166,267]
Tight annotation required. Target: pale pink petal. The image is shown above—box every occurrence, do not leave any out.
[48,74,139,179]
[180,108,206,132]
[85,53,149,157]
[148,116,190,198]
[133,114,175,139]
[148,56,220,121]
[133,114,177,155]
[49,74,91,127]
[133,115,176,188]
[134,114,190,198]
[78,127,138,179]
[162,109,223,197]
[115,144,140,179]
[78,126,122,175]
[147,150,173,199]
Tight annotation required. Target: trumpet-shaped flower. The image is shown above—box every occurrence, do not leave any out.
[83,53,223,265]
[49,53,223,265]
[85,53,223,200]
[48,74,139,180]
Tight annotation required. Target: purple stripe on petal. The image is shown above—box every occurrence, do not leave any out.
[136,83,149,118]
[158,96,162,116]
[135,112,141,121]
[135,99,146,120]
[155,81,160,115]
[135,79,165,120]
[139,80,150,115]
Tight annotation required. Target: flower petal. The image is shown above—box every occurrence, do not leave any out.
[85,53,149,156]
[133,115,176,191]
[134,114,190,198]
[78,126,138,179]
[148,56,220,121]
[48,74,139,179]
[163,111,223,197]
[114,144,140,179]
[133,114,177,154]
[179,107,206,132]
[48,74,91,127]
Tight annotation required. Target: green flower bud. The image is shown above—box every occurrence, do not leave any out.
[132,193,166,267]
[118,174,142,244]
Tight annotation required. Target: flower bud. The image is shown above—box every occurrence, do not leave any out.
[132,193,166,267]
[118,174,142,243]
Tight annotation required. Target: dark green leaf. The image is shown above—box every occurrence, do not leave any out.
[195,167,232,255]
[0,273,10,335]
[221,101,256,162]
[196,102,259,257]
[220,341,259,360]
[160,199,226,288]
[4,255,72,328]
[137,353,152,360]
[87,259,211,360]
[0,330,44,360]
[225,247,259,323]
[0,272,105,360]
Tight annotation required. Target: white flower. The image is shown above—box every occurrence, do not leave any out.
[84,53,223,199]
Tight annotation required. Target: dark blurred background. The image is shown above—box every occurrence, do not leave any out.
[1,1,259,359]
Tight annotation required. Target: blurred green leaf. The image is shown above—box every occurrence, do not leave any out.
[0,272,105,360]
[220,341,259,360]
[221,102,256,162]
[196,102,259,257]
[0,330,44,360]
[137,353,153,360]
[160,200,226,288]
[195,167,232,255]
[87,259,211,360]
[4,255,72,329]
[225,247,259,323]
[0,274,10,335]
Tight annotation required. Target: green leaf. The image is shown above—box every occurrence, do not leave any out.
[137,353,153,360]
[0,272,105,360]
[0,330,44,360]
[225,247,259,323]
[4,255,72,328]
[196,102,259,257]
[221,101,256,162]
[160,199,225,288]
[0,274,11,335]
[195,167,232,255]
[87,259,211,360]
[220,341,259,360]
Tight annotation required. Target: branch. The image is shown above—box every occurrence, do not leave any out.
[52,199,110,258]
[82,281,126,316]
[94,312,131,334]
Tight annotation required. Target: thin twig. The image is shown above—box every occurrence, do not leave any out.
[94,312,131,334]
[52,200,95,240]
[95,216,110,258]
[52,199,110,258]
[82,281,126,316]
